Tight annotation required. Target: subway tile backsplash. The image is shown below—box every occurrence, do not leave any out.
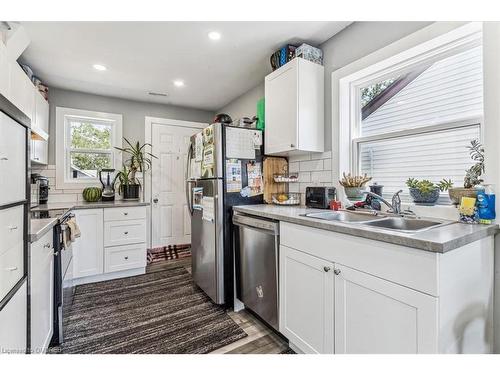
[31,164,86,203]
[288,151,333,204]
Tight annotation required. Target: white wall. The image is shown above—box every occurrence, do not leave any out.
[45,88,214,165]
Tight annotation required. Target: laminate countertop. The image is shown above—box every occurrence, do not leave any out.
[30,200,149,243]
[233,205,499,253]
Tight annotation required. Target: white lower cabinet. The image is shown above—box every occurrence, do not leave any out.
[0,281,27,354]
[30,230,54,354]
[71,206,147,285]
[72,209,104,278]
[334,264,437,354]
[279,222,493,354]
[279,245,334,354]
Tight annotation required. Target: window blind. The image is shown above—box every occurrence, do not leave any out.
[359,125,480,200]
[360,45,483,137]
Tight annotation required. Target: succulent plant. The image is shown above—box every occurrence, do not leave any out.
[406,178,453,193]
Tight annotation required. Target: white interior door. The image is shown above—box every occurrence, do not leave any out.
[151,121,205,248]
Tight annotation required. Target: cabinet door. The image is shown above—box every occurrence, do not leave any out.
[30,231,53,353]
[0,113,26,206]
[32,139,48,165]
[264,62,298,155]
[334,264,438,354]
[9,63,33,120]
[0,44,10,99]
[73,209,104,278]
[279,245,334,354]
[34,90,49,134]
[0,281,27,354]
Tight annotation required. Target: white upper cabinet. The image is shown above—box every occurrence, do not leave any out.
[264,58,324,155]
[33,89,49,135]
[9,62,34,121]
[0,43,10,99]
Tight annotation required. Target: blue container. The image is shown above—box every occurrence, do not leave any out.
[477,185,496,222]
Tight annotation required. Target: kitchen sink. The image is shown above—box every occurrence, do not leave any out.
[363,216,445,232]
[302,211,385,223]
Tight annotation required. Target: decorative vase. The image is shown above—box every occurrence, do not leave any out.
[123,184,140,200]
[343,186,365,201]
[408,187,440,205]
[448,187,479,206]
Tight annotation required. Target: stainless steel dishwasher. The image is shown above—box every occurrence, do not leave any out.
[233,212,279,330]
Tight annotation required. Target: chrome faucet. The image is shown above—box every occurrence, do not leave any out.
[363,190,403,214]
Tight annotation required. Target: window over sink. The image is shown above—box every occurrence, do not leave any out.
[338,23,483,204]
[55,107,122,189]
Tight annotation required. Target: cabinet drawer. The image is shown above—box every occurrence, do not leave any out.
[104,219,146,247]
[0,205,24,256]
[104,206,146,222]
[0,112,26,206]
[104,244,146,273]
[0,241,24,301]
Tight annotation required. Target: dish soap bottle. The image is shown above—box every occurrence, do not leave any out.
[477,184,496,224]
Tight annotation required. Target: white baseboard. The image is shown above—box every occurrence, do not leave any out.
[69,267,146,287]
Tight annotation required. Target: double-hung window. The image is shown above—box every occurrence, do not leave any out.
[56,107,122,189]
[340,23,483,203]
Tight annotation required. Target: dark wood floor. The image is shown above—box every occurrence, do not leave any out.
[146,258,289,354]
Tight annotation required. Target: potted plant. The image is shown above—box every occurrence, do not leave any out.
[405,178,452,205]
[339,172,372,200]
[115,138,157,200]
[447,139,485,205]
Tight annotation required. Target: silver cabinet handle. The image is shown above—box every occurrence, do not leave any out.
[290,144,295,148]
[0,157,8,161]
[334,269,341,275]
[44,243,51,248]
[124,256,129,260]
[324,266,331,272]
[8,225,18,231]
[6,267,18,271]
[124,231,129,235]
[123,212,128,216]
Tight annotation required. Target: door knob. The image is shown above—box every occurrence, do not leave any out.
[153,198,159,203]
[334,269,341,275]
[323,266,331,272]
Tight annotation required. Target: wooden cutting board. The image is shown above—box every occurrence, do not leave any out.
[263,157,288,204]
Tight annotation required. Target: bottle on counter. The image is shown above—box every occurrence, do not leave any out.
[477,184,496,224]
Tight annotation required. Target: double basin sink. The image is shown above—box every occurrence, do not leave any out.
[302,211,447,233]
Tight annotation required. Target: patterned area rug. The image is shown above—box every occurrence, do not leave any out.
[147,244,191,264]
[49,267,247,354]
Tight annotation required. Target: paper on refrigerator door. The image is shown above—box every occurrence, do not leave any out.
[225,127,256,159]
[201,196,215,222]
[226,160,242,193]
[195,132,203,162]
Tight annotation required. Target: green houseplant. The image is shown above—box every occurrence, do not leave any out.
[447,139,485,205]
[115,138,157,200]
[406,178,453,205]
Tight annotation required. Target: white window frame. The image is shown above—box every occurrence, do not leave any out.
[336,22,483,202]
[56,107,122,190]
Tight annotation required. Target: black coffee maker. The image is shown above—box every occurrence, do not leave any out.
[31,173,50,204]
[98,169,116,201]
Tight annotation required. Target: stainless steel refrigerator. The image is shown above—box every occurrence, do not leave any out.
[185,123,264,306]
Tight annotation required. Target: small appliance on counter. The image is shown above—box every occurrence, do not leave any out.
[31,173,49,205]
[305,186,336,209]
[98,169,116,201]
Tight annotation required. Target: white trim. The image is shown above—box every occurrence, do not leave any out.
[332,22,482,204]
[56,107,123,190]
[144,116,208,249]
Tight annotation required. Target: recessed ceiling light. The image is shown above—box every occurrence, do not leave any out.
[173,80,185,87]
[208,31,221,41]
[93,64,107,71]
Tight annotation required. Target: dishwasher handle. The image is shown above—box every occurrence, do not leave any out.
[232,213,279,235]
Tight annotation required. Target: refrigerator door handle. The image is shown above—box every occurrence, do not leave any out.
[185,144,194,215]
